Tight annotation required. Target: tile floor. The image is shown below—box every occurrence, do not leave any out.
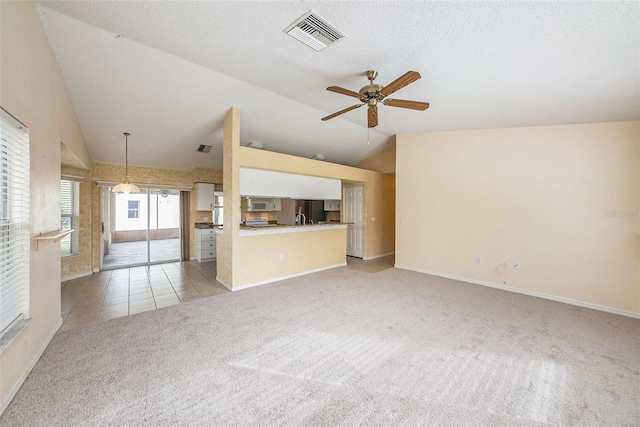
[60,255,396,332]
[103,238,181,268]
[60,260,228,331]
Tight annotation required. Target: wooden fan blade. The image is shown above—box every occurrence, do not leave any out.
[326,86,363,99]
[321,104,363,121]
[383,99,430,111]
[368,105,378,128]
[380,71,421,97]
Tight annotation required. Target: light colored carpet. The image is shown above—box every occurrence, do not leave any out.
[1,266,639,426]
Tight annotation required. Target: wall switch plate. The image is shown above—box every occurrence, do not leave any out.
[513,262,519,270]
[476,256,481,264]
[63,264,70,272]
[399,218,404,224]
[279,254,284,261]
[371,216,376,222]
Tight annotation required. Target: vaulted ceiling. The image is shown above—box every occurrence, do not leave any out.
[38,1,639,170]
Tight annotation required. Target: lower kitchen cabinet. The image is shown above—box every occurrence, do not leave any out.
[195,229,216,261]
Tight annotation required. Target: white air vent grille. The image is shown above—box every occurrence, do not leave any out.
[285,10,346,51]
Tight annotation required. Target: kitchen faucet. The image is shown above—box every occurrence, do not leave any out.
[296,207,306,225]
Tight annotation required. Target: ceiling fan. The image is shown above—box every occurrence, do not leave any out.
[321,70,430,128]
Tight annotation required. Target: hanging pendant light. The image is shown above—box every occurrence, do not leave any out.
[112,132,140,194]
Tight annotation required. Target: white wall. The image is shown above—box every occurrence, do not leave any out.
[396,121,640,315]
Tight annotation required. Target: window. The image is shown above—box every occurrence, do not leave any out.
[60,179,79,257]
[128,200,139,219]
[0,108,30,335]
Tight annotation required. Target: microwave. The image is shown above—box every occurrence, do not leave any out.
[247,198,270,212]
[246,198,281,212]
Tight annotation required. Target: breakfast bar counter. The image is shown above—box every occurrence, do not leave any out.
[237,222,348,236]
[215,222,348,290]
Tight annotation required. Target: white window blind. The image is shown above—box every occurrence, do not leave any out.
[0,108,30,335]
[60,180,79,257]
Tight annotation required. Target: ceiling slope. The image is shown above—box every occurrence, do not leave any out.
[37,1,640,169]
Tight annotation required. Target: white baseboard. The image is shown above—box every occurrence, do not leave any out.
[230,263,347,292]
[394,264,640,319]
[363,251,395,261]
[216,276,232,291]
[61,271,93,282]
[0,317,63,415]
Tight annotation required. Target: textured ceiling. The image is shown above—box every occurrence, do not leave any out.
[37,1,639,170]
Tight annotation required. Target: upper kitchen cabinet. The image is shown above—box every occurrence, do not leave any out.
[324,200,341,211]
[195,183,215,211]
[240,168,341,199]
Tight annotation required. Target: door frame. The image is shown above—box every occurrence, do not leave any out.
[97,183,186,270]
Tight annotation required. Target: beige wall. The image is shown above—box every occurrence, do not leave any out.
[396,121,640,315]
[0,0,90,412]
[236,228,347,287]
[353,145,396,174]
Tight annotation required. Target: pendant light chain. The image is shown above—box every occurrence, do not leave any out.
[124,132,130,178]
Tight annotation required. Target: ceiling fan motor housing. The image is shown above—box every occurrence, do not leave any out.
[359,84,384,97]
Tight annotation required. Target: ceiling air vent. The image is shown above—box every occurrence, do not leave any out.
[197,144,212,153]
[284,10,347,51]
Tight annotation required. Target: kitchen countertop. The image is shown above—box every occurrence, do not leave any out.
[194,222,216,229]
[238,222,349,236]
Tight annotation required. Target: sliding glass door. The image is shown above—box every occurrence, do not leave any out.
[149,189,180,264]
[100,187,181,270]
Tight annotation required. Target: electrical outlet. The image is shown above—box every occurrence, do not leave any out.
[63,264,70,272]
[476,256,481,264]
[203,216,209,222]
[279,254,284,261]
[371,216,376,222]
[513,262,519,270]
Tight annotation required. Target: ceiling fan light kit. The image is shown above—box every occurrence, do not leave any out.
[322,70,430,128]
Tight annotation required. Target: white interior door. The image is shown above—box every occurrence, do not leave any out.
[344,185,364,258]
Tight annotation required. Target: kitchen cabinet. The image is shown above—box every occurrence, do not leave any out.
[195,228,216,261]
[240,168,340,199]
[324,200,341,211]
[195,183,215,211]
